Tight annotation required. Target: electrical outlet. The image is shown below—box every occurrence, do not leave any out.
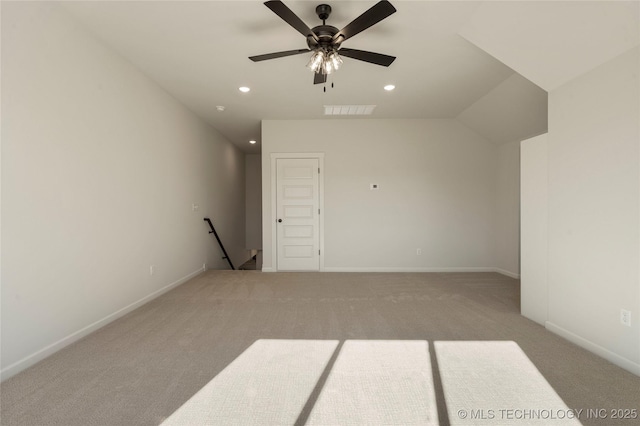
[192,203,199,212]
[620,309,631,327]
[203,263,207,271]
[149,265,155,276]
[416,248,422,255]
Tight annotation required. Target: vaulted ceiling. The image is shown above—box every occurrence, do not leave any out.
[62,1,639,154]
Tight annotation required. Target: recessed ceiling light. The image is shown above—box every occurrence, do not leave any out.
[216,105,225,111]
[239,86,250,93]
[384,84,395,91]
[249,140,257,144]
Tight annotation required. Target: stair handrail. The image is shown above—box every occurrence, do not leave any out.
[203,218,235,270]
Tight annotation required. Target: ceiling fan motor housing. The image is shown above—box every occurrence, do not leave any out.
[307,4,340,51]
[307,25,340,50]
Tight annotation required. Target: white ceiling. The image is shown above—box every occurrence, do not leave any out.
[61,1,639,154]
[458,1,640,91]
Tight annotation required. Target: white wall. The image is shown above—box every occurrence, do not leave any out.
[457,72,548,145]
[546,47,639,373]
[245,154,262,250]
[454,70,548,280]
[262,119,499,272]
[520,134,548,326]
[1,2,246,379]
[494,140,521,278]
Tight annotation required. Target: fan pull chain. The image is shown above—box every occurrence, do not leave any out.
[322,77,335,93]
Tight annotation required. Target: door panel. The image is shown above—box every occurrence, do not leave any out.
[284,226,314,238]
[283,185,314,198]
[283,245,314,258]
[276,158,320,271]
[283,205,314,218]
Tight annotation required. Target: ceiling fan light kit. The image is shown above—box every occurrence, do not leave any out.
[306,49,343,75]
[249,0,397,85]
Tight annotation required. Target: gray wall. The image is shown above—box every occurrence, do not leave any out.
[546,47,639,373]
[262,119,516,273]
[1,2,246,379]
[520,134,548,326]
[521,47,639,375]
[245,154,262,250]
[494,140,521,277]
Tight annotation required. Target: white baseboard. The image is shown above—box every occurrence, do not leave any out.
[264,266,520,277]
[493,268,520,279]
[546,321,640,376]
[322,266,517,275]
[0,267,205,382]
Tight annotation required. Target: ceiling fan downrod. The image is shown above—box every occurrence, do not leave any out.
[316,4,331,24]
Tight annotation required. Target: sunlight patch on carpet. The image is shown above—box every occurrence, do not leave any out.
[161,339,339,425]
[162,339,580,425]
[435,341,582,425]
[307,340,438,425]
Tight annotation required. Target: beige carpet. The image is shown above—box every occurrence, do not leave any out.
[436,341,581,425]
[1,271,639,425]
[161,339,340,425]
[306,340,438,425]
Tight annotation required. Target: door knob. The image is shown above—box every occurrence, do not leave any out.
[278,219,282,223]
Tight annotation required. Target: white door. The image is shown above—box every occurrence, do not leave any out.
[276,158,320,271]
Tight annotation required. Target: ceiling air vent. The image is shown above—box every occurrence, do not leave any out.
[324,105,376,116]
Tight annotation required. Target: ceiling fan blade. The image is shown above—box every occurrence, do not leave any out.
[333,1,396,43]
[338,48,396,67]
[249,49,311,62]
[314,72,327,85]
[264,1,319,43]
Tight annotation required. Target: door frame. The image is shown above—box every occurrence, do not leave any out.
[270,153,325,272]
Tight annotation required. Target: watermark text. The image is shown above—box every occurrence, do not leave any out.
[456,408,638,421]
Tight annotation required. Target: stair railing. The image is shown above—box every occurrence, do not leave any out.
[203,218,235,270]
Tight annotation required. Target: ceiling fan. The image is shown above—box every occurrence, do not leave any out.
[249,0,397,85]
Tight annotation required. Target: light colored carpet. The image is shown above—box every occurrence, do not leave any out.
[162,339,339,425]
[306,340,438,425]
[1,271,639,425]
[436,341,581,425]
